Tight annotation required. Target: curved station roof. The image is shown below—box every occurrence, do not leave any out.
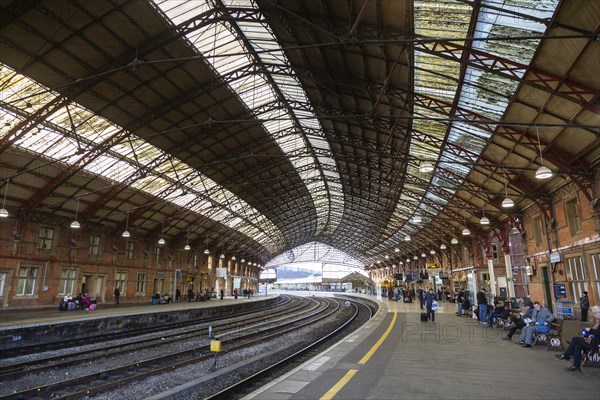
[0,0,598,269]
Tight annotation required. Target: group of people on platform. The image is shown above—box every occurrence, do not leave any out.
[60,293,96,311]
[151,292,174,304]
[468,287,599,373]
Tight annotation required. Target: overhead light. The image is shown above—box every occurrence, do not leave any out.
[0,178,9,218]
[414,255,418,260]
[462,228,470,236]
[394,247,400,253]
[535,165,552,180]
[241,258,245,263]
[220,253,225,259]
[430,249,436,255]
[204,248,210,255]
[184,244,191,251]
[70,198,80,229]
[404,235,411,241]
[502,197,515,208]
[406,258,410,263]
[421,253,426,258]
[502,174,514,208]
[419,161,434,173]
[451,238,459,245]
[534,127,552,179]
[157,221,165,245]
[399,261,404,265]
[231,255,236,260]
[440,243,447,250]
[480,205,489,225]
[184,229,191,251]
[122,212,130,238]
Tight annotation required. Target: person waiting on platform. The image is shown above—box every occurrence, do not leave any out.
[152,292,161,305]
[424,288,438,322]
[555,305,600,371]
[461,296,472,317]
[456,288,464,316]
[502,301,534,342]
[187,287,194,302]
[418,288,425,310]
[518,301,555,348]
[487,300,508,328]
[477,288,488,324]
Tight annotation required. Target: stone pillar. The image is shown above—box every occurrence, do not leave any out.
[487,256,497,296]
[504,250,515,298]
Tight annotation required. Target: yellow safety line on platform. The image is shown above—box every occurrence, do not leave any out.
[319,311,398,399]
[319,369,358,400]
[358,310,397,365]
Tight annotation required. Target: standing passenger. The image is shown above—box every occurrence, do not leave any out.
[580,291,590,322]
[114,287,120,305]
[477,288,488,324]
[418,288,425,310]
[425,288,438,322]
[456,288,464,316]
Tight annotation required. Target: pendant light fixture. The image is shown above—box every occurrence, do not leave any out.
[534,126,552,179]
[421,252,426,258]
[394,247,400,253]
[462,217,470,236]
[502,173,514,208]
[122,212,130,238]
[440,243,447,250]
[157,221,165,245]
[480,205,490,225]
[451,237,459,245]
[0,178,9,218]
[184,229,191,251]
[203,234,209,254]
[430,249,436,255]
[404,235,411,242]
[70,198,81,229]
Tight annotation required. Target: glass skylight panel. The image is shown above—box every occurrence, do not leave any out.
[159,0,341,237]
[1,63,282,249]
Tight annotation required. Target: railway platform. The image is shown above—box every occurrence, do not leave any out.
[0,294,278,350]
[244,295,600,400]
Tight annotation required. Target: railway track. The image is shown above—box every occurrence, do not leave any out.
[1,295,292,358]
[0,296,377,400]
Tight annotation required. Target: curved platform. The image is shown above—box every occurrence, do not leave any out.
[244,296,600,400]
[0,294,278,350]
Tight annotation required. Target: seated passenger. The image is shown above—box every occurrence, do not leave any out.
[555,305,600,371]
[518,301,555,348]
[503,302,533,341]
[80,293,92,310]
[487,300,506,327]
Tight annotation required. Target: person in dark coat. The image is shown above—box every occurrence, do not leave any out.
[556,305,600,371]
[456,289,464,316]
[424,288,438,322]
[418,288,425,310]
[477,289,488,324]
[114,287,120,304]
[580,291,590,322]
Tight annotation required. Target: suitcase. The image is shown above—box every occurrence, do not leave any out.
[420,312,428,322]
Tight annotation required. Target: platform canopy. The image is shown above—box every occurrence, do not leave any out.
[0,0,598,268]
